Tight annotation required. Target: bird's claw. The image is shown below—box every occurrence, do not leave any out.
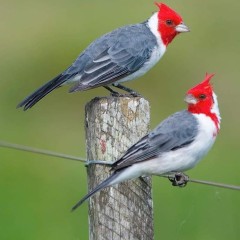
[168,172,189,187]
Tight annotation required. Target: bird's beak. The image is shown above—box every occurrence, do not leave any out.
[175,22,190,33]
[184,94,197,104]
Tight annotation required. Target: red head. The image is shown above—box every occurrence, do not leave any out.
[185,73,221,132]
[155,3,189,46]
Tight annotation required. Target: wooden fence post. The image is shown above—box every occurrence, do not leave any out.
[85,96,153,240]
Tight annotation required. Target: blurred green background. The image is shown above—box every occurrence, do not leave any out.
[1,0,240,239]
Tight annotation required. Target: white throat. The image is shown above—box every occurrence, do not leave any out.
[147,13,166,49]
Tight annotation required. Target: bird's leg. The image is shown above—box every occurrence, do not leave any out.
[85,160,114,167]
[103,86,123,97]
[168,172,189,187]
[113,84,141,97]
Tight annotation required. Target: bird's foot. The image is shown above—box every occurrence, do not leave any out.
[85,160,113,167]
[168,172,189,187]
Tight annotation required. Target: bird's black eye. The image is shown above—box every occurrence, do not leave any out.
[199,94,206,99]
[166,19,173,26]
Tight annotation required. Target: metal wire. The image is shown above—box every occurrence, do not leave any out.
[188,178,240,190]
[0,140,85,163]
[1,140,240,191]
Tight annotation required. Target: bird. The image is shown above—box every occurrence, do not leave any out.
[72,73,221,210]
[17,2,189,110]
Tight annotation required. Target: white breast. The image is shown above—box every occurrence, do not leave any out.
[160,114,217,175]
[114,46,166,84]
[114,13,166,84]
[176,113,217,171]
[110,113,218,188]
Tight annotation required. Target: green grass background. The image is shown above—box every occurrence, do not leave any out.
[1,0,240,239]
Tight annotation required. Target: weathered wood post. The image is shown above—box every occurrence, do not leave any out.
[85,96,153,240]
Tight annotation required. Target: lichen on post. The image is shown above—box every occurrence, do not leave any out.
[85,96,153,240]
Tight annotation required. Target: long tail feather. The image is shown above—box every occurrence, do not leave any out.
[17,74,67,110]
[72,171,121,211]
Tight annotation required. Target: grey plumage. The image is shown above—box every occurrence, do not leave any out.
[18,22,159,110]
[72,110,199,209]
[112,110,198,171]
[69,23,158,91]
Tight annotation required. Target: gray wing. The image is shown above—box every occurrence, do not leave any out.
[63,23,158,91]
[112,110,199,171]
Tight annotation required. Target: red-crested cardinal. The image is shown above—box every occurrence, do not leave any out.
[18,2,189,110]
[72,73,221,210]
